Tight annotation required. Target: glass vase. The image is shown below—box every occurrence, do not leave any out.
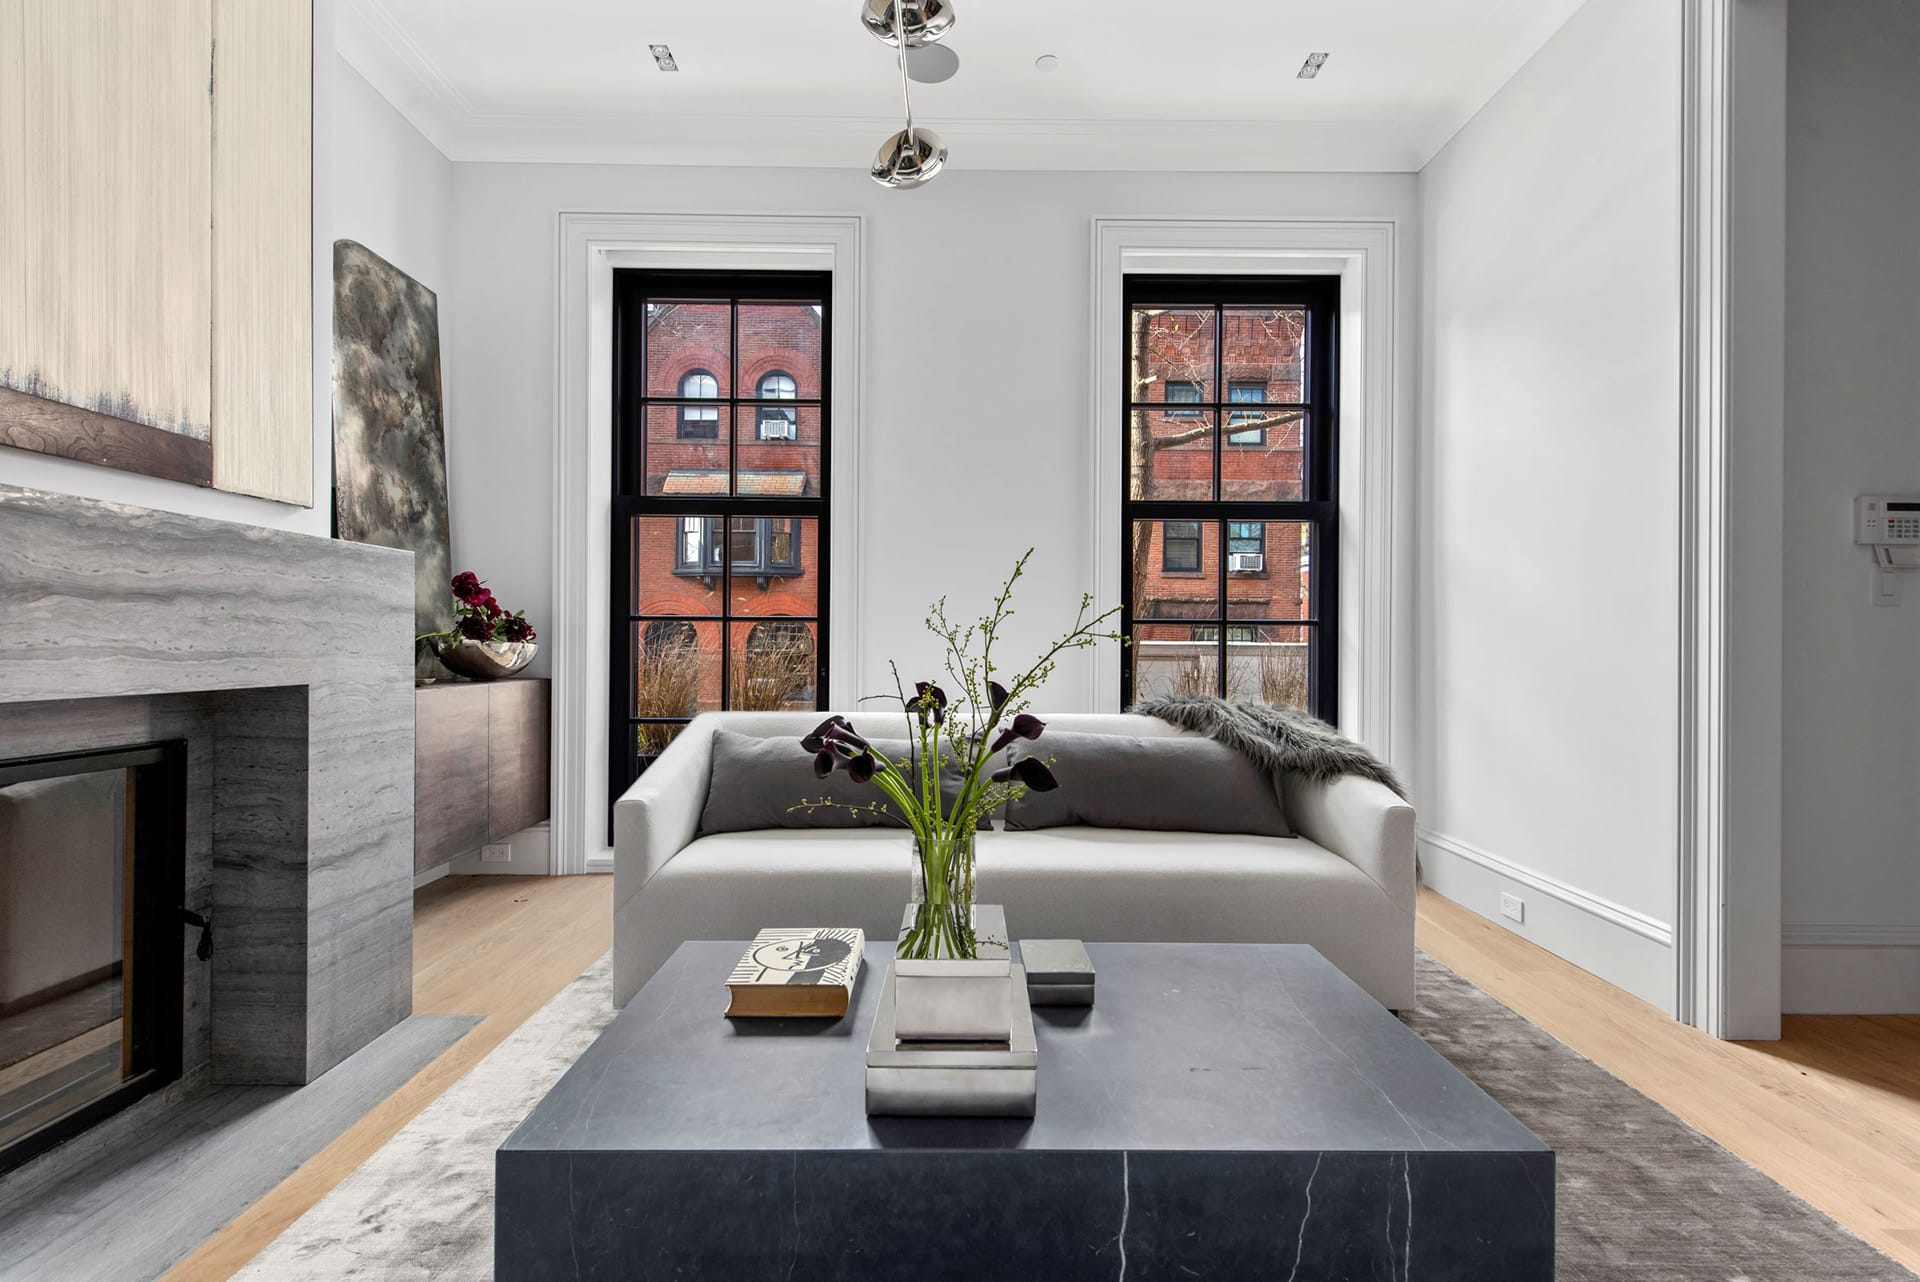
[901,826,978,961]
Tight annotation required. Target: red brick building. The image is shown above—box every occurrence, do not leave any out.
[1127,305,1316,707]
[630,300,824,721]
[628,297,1318,723]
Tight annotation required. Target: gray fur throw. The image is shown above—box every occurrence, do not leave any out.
[1131,694,1406,798]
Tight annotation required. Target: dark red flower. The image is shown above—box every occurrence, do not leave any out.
[813,749,836,778]
[991,713,1046,753]
[990,755,1058,792]
[457,614,492,641]
[501,615,535,643]
[911,682,948,726]
[451,572,484,603]
[847,752,876,784]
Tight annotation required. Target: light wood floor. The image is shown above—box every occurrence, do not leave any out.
[157,876,1920,1277]
[1419,887,1920,1273]
[162,873,612,1282]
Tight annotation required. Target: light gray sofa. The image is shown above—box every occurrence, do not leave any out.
[613,711,1416,1010]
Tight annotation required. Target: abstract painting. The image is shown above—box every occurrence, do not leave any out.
[331,240,453,647]
[0,0,312,501]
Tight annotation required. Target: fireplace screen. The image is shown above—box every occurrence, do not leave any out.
[0,744,186,1175]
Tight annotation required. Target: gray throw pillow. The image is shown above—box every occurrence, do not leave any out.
[1002,731,1291,836]
[699,730,989,835]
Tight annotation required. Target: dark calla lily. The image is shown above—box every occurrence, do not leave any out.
[824,721,869,753]
[1010,755,1059,792]
[990,712,1047,753]
[990,754,1059,792]
[911,682,948,726]
[800,715,851,755]
[813,748,836,778]
[988,681,1010,715]
[847,752,876,784]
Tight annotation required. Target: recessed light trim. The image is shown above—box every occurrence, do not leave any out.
[650,44,678,72]
[1297,51,1329,79]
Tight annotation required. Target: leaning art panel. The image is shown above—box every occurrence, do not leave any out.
[330,240,454,647]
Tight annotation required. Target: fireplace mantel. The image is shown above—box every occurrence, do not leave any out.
[0,485,414,1087]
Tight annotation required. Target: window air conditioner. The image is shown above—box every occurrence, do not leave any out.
[1227,552,1265,573]
[762,419,797,441]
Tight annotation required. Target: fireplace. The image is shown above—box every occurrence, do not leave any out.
[0,743,188,1176]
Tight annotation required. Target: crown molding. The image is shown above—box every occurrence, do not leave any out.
[336,0,1425,172]
[335,0,466,157]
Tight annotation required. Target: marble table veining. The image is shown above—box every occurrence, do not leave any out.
[497,941,1554,1281]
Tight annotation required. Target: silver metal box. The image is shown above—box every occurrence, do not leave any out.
[866,964,1037,1117]
[1020,938,1095,1007]
[892,903,1012,1041]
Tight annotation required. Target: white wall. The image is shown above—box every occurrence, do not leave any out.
[448,165,1416,692]
[1415,0,1683,1009]
[332,55,455,309]
[1779,0,1920,1013]
[0,0,337,536]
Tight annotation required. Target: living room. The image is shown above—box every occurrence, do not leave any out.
[0,0,1916,1278]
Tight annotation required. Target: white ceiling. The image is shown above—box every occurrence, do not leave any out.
[337,0,1587,173]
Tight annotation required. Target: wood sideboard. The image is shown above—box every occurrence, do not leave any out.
[415,678,551,873]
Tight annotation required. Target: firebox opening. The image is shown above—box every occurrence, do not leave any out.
[0,742,188,1177]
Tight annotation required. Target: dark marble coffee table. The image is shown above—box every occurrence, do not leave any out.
[497,941,1552,1281]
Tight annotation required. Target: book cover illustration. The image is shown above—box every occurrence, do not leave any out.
[725,928,865,1017]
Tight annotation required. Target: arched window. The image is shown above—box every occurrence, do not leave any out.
[735,621,815,710]
[677,370,719,439]
[756,371,797,441]
[643,618,697,656]
[638,620,700,719]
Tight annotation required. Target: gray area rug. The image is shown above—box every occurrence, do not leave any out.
[1407,953,1911,1282]
[240,953,1914,1281]
[0,1013,477,1282]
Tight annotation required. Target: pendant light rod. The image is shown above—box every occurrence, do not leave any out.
[894,0,916,141]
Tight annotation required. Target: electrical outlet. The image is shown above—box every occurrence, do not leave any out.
[1499,892,1525,924]
[481,843,512,864]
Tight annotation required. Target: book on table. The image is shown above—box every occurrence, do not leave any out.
[725,928,866,1017]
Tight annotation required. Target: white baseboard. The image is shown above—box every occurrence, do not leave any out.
[1782,924,1920,1014]
[1417,827,1676,1012]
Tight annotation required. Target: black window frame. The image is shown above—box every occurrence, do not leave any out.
[1226,379,1268,446]
[755,370,799,440]
[676,368,721,439]
[1226,519,1266,575]
[672,515,805,579]
[1122,274,1338,717]
[611,270,831,839]
[1164,379,1204,418]
[1161,519,1203,575]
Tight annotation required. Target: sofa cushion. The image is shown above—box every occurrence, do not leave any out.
[1002,730,1290,837]
[699,730,988,835]
[626,826,1411,1009]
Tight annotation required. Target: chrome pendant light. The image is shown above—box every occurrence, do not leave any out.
[860,0,955,49]
[866,0,950,188]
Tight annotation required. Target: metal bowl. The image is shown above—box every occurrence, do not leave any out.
[429,637,538,681]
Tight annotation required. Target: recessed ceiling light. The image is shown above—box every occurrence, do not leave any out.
[1297,52,1329,79]
[1035,53,1059,73]
[649,44,678,72]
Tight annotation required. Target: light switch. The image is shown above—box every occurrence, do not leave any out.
[1874,568,1902,607]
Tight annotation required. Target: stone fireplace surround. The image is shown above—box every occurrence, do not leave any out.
[0,486,415,1155]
